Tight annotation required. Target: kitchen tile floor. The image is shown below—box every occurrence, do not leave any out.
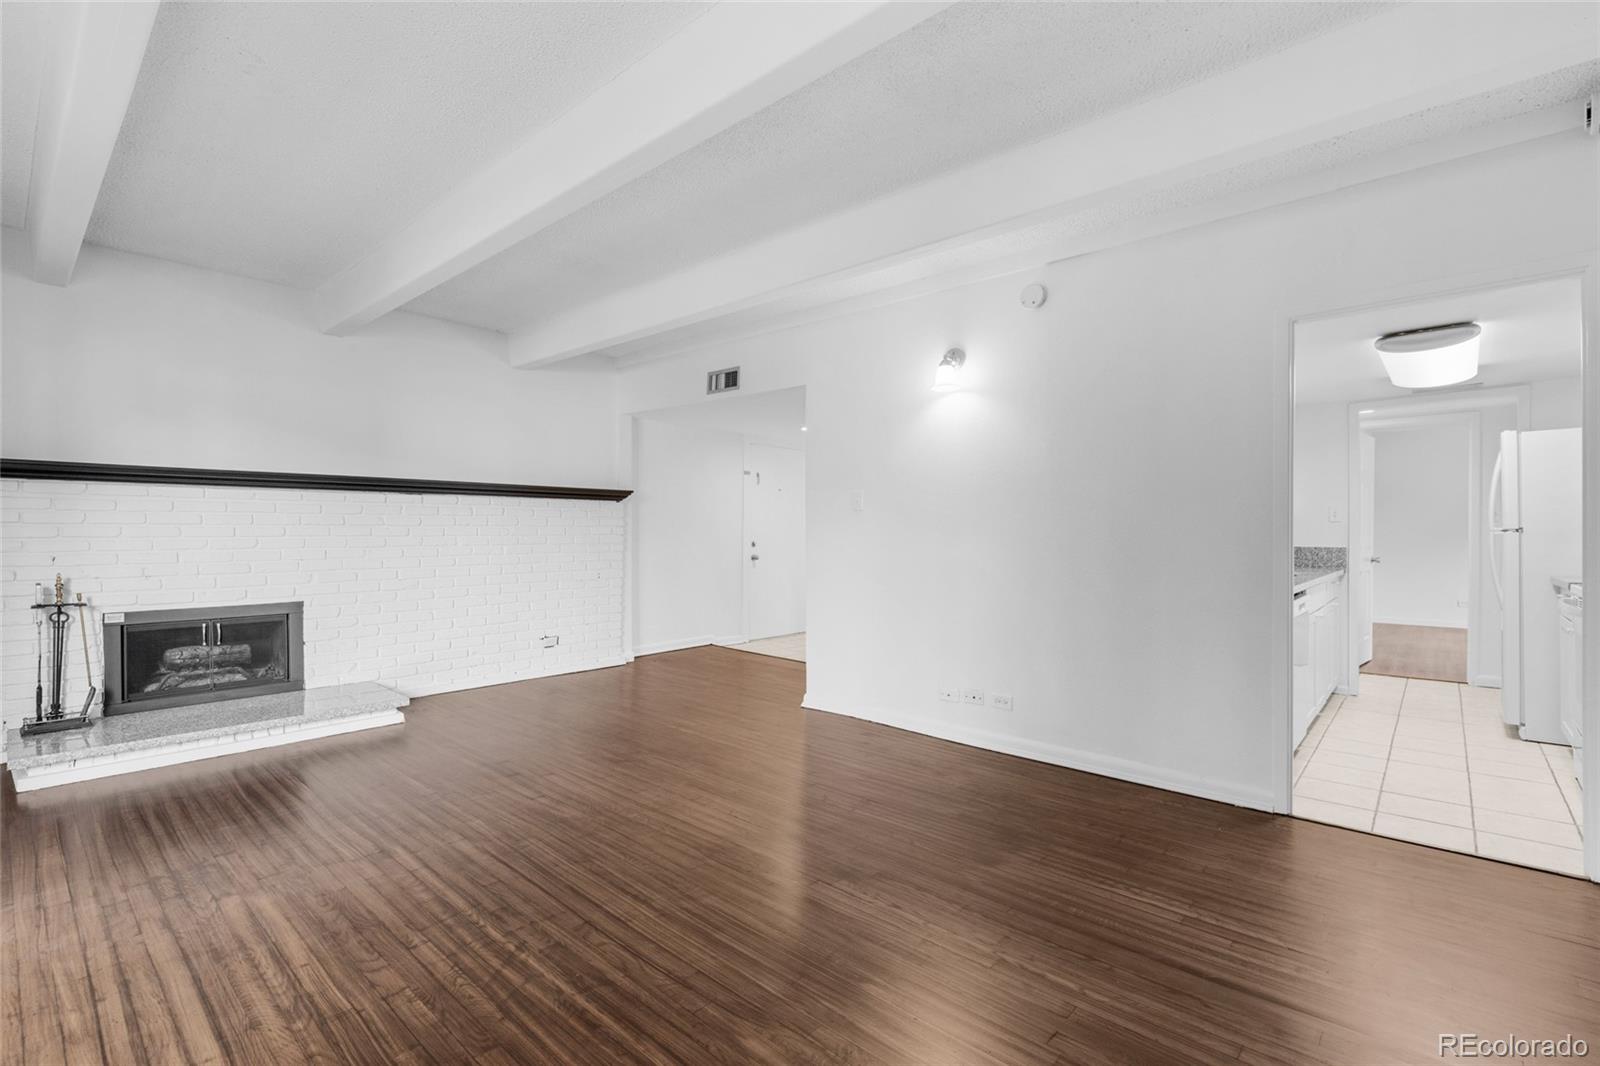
[1293,675,1585,877]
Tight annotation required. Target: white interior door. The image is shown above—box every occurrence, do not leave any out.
[742,443,805,640]
[1357,432,1376,665]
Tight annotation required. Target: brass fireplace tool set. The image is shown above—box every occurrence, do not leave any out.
[24,574,97,737]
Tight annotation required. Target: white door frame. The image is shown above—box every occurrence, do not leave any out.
[1277,254,1597,884]
[1348,398,1525,695]
[617,387,809,662]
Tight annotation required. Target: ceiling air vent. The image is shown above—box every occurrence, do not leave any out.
[706,367,740,394]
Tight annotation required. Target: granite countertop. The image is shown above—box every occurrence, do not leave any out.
[1293,567,1345,594]
[7,681,408,770]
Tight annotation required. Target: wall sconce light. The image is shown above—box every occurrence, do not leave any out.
[931,347,966,392]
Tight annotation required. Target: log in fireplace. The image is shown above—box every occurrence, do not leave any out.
[103,602,304,714]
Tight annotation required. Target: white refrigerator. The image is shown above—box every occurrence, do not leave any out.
[1491,427,1581,743]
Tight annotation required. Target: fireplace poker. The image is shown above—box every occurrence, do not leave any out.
[48,574,68,718]
[77,594,97,716]
[34,583,43,720]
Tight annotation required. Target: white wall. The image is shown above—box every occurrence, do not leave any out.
[1,479,625,751]
[1373,424,1471,628]
[615,131,1597,810]
[1299,379,1578,551]
[1293,401,1347,547]
[632,418,745,654]
[1,238,618,485]
[1532,376,1583,429]
[1,238,629,756]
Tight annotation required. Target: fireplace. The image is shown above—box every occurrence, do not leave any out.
[103,602,304,714]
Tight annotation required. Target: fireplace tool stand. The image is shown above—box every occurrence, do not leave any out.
[21,574,94,737]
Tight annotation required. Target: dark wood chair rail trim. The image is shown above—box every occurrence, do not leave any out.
[0,458,632,502]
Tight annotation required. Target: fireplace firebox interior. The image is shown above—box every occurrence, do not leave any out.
[104,602,304,714]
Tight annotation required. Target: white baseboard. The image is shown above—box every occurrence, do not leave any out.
[10,710,405,793]
[634,636,715,657]
[1373,616,1469,630]
[634,636,751,657]
[1471,674,1503,689]
[800,694,1272,812]
[401,658,628,697]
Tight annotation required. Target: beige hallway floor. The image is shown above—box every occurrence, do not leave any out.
[1293,675,1584,877]
[1361,622,1467,682]
[725,631,806,662]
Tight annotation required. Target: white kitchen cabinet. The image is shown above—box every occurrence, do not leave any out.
[1558,594,1582,788]
[1292,578,1345,750]
[1313,598,1341,709]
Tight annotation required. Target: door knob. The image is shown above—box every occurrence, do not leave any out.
[1370,556,1382,564]
[750,554,760,562]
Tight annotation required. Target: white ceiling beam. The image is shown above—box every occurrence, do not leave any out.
[508,1,1599,368]
[313,1,953,336]
[26,1,160,286]
[602,104,1588,369]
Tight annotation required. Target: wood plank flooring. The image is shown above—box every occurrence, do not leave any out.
[1363,622,1468,682]
[5,646,1597,1065]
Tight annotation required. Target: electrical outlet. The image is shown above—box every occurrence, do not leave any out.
[541,634,559,649]
[989,693,1013,711]
[938,684,959,703]
[961,688,984,706]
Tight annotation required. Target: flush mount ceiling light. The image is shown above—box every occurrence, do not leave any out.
[1373,322,1480,389]
[931,347,966,392]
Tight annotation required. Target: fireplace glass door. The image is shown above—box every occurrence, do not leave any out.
[122,613,292,701]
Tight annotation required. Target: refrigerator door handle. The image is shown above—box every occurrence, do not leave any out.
[1488,448,1507,608]
[1488,449,1504,530]
[1490,530,1505,608]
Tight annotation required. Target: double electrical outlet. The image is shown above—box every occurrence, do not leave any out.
[939,684,1013,711]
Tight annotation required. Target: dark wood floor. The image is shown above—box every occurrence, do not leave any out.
[1362,622,1468,682]
[5,647,1597,1065]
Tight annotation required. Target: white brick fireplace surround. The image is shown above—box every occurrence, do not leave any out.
[1,479,625,757]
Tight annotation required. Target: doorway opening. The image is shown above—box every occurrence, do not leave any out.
[630,386,808,664]
[1361,413,1475,684]
[1290,275,1586,878]
[737,439,806,660]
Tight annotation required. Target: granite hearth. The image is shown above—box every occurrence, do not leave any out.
[6,682,406,792]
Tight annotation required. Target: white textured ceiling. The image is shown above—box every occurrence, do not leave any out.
[637,385,807,450]
[9,0,1587,361]
[1295,276,1583,406]
[0,2,55,230]
[78,1,709,287]
[408,1,1390,331]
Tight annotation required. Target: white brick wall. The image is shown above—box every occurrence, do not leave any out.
[1,480,626,751]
